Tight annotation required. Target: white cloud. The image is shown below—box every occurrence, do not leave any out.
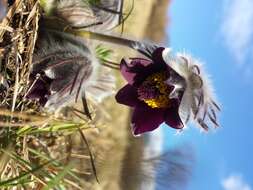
[222,174,251,190]
[221,0,253,64]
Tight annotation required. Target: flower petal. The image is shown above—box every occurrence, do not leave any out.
[26,75,53,105]
[115,84,140,107]
[120,58,152,85]
[26,81,49,105]
[152,47,166,65]
[164,99,184,129]
[131,106,165,135]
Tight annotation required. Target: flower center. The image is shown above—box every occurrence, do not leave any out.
[137,72,171,108]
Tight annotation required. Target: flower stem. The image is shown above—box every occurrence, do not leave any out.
[68,29,157,59]
[70,29,137,49]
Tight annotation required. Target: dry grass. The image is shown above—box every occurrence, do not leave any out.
[0,0,170,189]
[0,1,99,189]
[0,0,40,113]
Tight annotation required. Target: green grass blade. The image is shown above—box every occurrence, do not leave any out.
[42,164,73,190]
[0,160,52,187]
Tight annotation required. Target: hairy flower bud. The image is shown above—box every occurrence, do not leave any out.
[26,29,115,111]
[44,0,123,30]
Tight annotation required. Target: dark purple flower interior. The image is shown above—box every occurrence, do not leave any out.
[26,74,53,105]
[137,81,160,100]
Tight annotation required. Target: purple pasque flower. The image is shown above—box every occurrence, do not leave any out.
[115,47,186,135]
[25,30,115,112]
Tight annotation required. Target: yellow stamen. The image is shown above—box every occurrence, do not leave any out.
[143,72,170,108]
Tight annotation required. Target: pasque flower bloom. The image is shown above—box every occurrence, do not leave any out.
[116,45,220,135]
[115,47,186,135]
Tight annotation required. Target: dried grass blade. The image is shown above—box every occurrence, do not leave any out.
[78,128,99,183]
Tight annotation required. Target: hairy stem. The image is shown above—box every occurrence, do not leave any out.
[70,29,137,49]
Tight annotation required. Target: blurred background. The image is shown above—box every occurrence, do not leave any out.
[161,0,253,190]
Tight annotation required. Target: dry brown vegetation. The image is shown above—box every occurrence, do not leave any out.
[0,0,170,189]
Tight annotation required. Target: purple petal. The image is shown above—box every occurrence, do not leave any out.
[120,59,137,85]
[120,58,152,85]
[152,47,166,65]
[26,75,52,105]
[164,99,184,129]
[115,84,140,107]
[132,106,165,135]
[129,57,153,67]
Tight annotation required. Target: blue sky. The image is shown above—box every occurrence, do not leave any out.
[161,0,253,189]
